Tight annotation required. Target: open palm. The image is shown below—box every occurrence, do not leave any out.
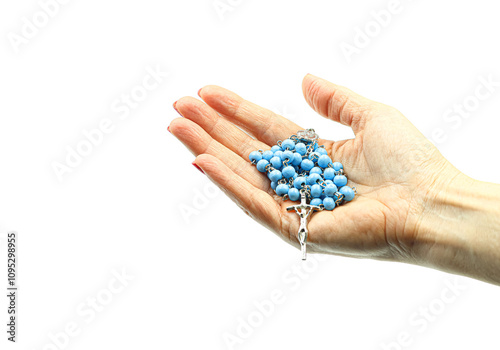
[169,74,459,263]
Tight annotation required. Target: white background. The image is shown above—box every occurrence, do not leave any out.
[1,0,500,349]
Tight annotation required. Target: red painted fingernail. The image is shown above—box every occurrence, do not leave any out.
[192,162,205,174]
[167,125,171,133]
[173,101,182,116]
[197,88,202,98]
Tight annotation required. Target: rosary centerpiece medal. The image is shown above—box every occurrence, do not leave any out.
[248,129,356,260]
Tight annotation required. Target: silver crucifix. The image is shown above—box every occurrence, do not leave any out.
[287,189,323,260]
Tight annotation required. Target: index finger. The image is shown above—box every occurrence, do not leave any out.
[198,85,304,146]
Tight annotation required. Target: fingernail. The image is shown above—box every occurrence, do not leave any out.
[192,162,204,174]
[167,125,171,133]
[173,101,182,116]
[197,88,202,98]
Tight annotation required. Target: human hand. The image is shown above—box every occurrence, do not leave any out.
[169,74,500,285]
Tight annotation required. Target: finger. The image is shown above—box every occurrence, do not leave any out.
[174,96,269,159]
[169,117,271,191]
[302,74,377,134]
[198,85,303,145]
[194,154,295,241]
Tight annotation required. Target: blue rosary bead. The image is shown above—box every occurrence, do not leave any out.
[310,198,322,206]
[282,165,296,179]
[271,181,277,190]
[276,183,289,196]
[271,145,281,153]
[294,176,307,189]
[262,150,274,161]
[274,150,283,160]
[269,169,282,183]
[311,184,322,197]
[324,183,338,197]
[281,150,294,162]
[316,147,328,156]
[323,197,336,210]
[334,175,348,187]
[324,179,334,186]
[295,142,307,155]
[310,167,322,175]
[270,156,282,169]
[301,159,314,171]
[288,188,300,201]
[339,186,355,201]
[332,162,343,171]
[292,153,302,166]
[307,173,322,185]
[281,139,295,150]
[323,168,335,180]
[249,151,262,163]
[318,155,332,168]
[256,159,269,172]
[308,152,321,162]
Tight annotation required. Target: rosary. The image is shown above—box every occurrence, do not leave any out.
[248,129,356,260]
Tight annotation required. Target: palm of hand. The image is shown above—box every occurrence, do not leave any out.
[170,74,455,263]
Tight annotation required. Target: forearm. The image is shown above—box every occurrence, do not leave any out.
[414,173,500,285]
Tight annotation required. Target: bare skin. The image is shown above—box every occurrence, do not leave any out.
[169,74,500,286]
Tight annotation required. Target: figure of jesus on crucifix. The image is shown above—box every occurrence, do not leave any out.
[287,189,323,260]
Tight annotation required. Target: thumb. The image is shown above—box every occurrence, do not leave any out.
[302,74,378,134]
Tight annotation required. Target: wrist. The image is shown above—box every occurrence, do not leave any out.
[412,169,500,284]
